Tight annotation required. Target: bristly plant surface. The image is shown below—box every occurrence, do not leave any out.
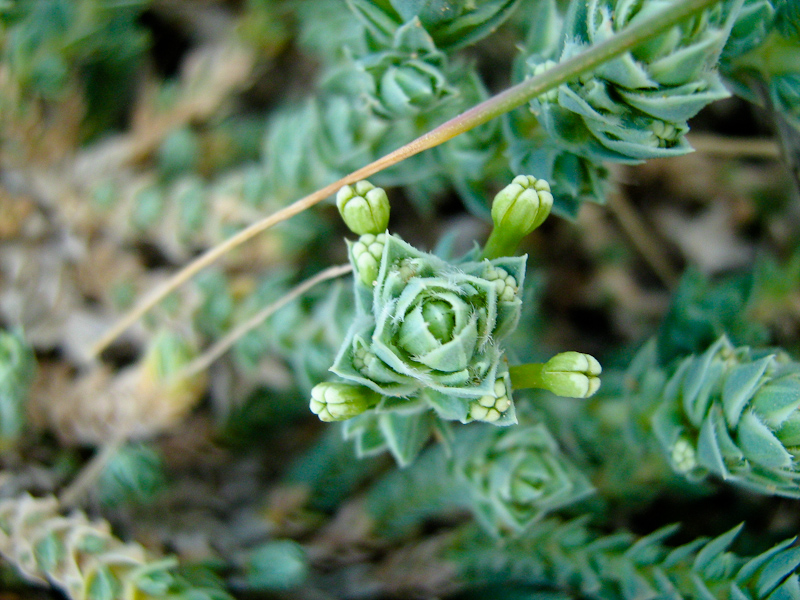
[1,0,800,599]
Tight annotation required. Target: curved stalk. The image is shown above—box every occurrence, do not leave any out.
[89,0,724,357]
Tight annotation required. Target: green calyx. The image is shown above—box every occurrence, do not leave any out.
[310,381,382,422]
[336,180,390,236]
[481,175,553,260]
[510,351,602,398]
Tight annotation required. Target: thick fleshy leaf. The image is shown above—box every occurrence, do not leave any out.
[379,411,434,466]
[752,374,800,428]
[737,411,793,469]
[723,356,774,428]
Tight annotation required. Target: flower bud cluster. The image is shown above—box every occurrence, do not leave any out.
[336,181,390,236]
[468,376,513,423]
[318,206,527,426]
[351,233,387,286]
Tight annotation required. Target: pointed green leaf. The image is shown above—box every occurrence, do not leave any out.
[737,411,793,469]
[379,411,433,466]
[757,547,800,598]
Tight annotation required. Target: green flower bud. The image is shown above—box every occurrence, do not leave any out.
[468,377,513,423]
[309,381,382,422]
[540,352,602,398]
[670,437,698,474]
[351,233,387,287]
[482,175,553,259]
[483,265,519,303]
[492,175,553,236]
[336,181,390,236]
[510,352,602,398]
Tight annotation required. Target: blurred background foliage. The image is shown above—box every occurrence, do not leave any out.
[1,0,800,598]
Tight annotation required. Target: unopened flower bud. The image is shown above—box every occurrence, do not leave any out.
[492,175,553,237]
[484,265,518,302]
[540,352,601,398]
[482,175,553,259]
[336,181,390,236]
[309,381,381,422]
[351,233,387,286]
[469,377,512,423]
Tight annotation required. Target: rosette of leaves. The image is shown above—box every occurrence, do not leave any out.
[528,0,736,162]
[453,424,593,535]
[356,19,455,119]
[651,336,800,497]
[331,232,525,423]
[0,329,35,449]
[346,0,523,51]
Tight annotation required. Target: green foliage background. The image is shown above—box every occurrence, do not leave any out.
[1,0,800,598]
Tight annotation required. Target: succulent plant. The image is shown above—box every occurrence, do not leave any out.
[529,0,735,162]
[346,0,523,51]
[453,424,593,534]
[356,19,455,119]
[331,232,525,419]
[652,336,800,496]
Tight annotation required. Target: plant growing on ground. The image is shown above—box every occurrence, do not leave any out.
[1,0,800,598]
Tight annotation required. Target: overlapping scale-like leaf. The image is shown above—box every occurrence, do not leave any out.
[651,336,800,497]
[528,0,736,162]
[346,0,522,50]
[453,424,594,535]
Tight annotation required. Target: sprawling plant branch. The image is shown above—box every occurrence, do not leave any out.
[90,0,724,357]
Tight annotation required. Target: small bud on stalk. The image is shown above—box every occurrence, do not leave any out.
[510,351,602,398]
[336,181,390,236]
[310,381,382,422]
[482,175,553,260]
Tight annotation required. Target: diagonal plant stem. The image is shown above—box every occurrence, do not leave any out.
[89,0,724,357]
[181,263,352,378]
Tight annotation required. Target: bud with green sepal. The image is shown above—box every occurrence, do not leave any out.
[310,381,382,422]
[468,374,514,424]
[350,233,387,287]
[481,175,553,260]
[510,352,602,398]
[336,180,390,236]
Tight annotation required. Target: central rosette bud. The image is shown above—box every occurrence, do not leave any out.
[396,288,480,373]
